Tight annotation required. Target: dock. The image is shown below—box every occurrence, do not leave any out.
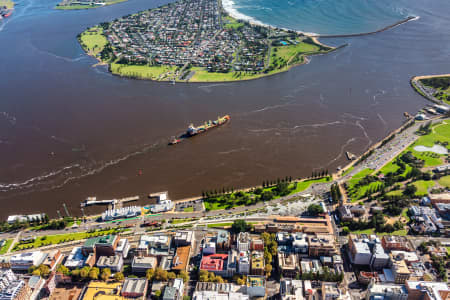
[81,196,139,209]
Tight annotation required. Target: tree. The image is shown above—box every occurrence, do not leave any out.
[177,270,190,283]
[167,272,176,280]
[57,264,70,276]
[231,219,250,233]
[146,268,155,281]
[404,184,417,197]
[264,264,272,278]
[80,266,90,280]
[114,272,125,282]
[341,226,350,235]
[89,267,99,280]
[100,268,111,281]
[154,268,168,281]
[307,204,324,216]
[199,270,209,282]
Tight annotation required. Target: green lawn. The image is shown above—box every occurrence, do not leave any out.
[79,26,108,56]
[204,177,330,211]
[341,166,355,177]
[347,168,374,188]
[0,0,14,9]
[407,120,450,167]
[379,161,412,176]
[0,239,13,255]
[350,228,407,236]
[170,218,194,224]
[291,177,330,194]
[413,180,435,196]
[207,222,233,228]
[419,76,450,104]
[386,189,403,196]
[345,168,385,201]
[55,0,127,9]
[12,228,125,251]
[438,175,450,188]
[183,207,194,213]
[223,16,244,30]
[189,68,273,82]
[110,64,175,80]
[273,42,320,61]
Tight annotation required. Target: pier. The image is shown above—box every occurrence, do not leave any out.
[81,196,139,209]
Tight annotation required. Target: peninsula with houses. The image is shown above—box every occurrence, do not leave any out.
[78,0,336,82]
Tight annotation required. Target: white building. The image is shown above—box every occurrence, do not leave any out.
[280,279,304,300]
[115,238,130,259]
[238,251,250,275]
[101,206,141,221]
[292,233,308,254]
[10,251,47,271]
[7,214,46,224]
[203,242,216,255]
[366,282,408,300]
[64,247,88,269]
[351,242,371,265]
[370,244,390,270]
[237,233,250,252]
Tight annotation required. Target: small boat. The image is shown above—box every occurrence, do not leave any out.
[168,137,181,145]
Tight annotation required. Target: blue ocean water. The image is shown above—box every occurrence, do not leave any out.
[223,0,413,35]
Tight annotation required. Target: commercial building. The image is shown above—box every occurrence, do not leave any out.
[200,254,229,278]
[137,235,170,257]
[162,286,178,300]
[81,235,119,258]
[97,255,124,272]
[132,256,157,275]
[101,206,141,221]
[237,233,250,252]
[405,280,450,300]
[173,231,193,247]
[115,238,130,259]
[27,275,45,300]
[250,251,264,276]
[370,244,389,270]
[389,254,411,284]
[194,282,249,300]
[321,282,340,300]
[278,253,299,278]
[7,214,46,224]
[80,281,123,300]
[250,238,264,251]
[246,276,265,298]
[308,234,336,257]
[292,233,308,254]
[172,246,191,272]
[216,231,231,253]
[381,236,412,252]
[348,235,372,265]
[280,279,304,300]
[238,251,250,275]
[42,250,63,271]
[64,247,95,270]
[366,282,408,300]
[10,251,47,271]
[121,278,148,299]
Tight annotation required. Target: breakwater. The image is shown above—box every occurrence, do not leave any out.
[316,16,417,38]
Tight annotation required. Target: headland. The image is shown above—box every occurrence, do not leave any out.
[78,0,337,83]
[411,74,450,105]
[55,0,127,10]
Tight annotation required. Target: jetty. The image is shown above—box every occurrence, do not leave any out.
[81,196,139,209]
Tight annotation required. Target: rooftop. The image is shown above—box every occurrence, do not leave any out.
[122,278,147,295]
[83,235,117,248]
[172,246,190,271]
[200,254,228,272]
[247,276,265,287]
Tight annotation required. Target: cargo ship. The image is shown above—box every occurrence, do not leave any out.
[169,115,230,145]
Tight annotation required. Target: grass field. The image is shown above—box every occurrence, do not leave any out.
[79,26,108,56]
[12,228,125,251]
[183,207,194,213]
[351,228,407,236]
[110,64,175,80]
[273,42,320,61]
[419,76,450,104]
[386,189,403,197]
[223,16,244,30]
[0,239,12,255]
[347,168,374,188]
[413,180,435,196]
[407,120,450,167]
[438,175,450,188]
[170,218,194,224]
[0,0,14,8]
[207,222,233,228]
[55,0,127,9]
[189,68,274,82]
[204,177,330,211]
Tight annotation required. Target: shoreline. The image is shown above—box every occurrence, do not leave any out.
[411,74,450,105]
[220,0,419,38]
